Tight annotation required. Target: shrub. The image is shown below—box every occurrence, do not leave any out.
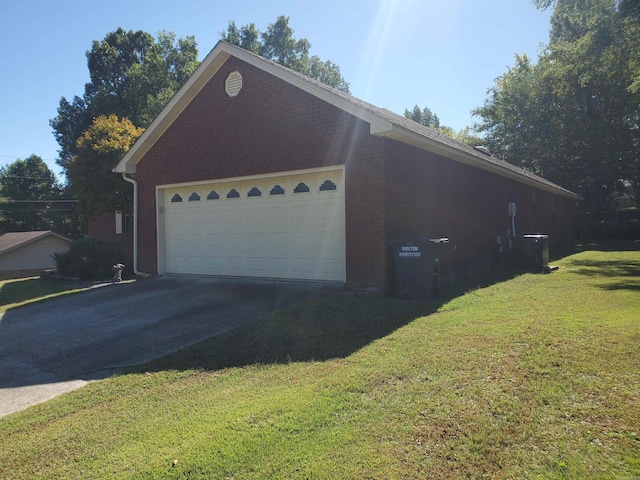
[53,237,127,280]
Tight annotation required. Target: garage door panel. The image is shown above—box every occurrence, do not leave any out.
[162,170,345,281]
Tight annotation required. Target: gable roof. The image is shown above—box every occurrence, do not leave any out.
[0,231,71,256]
[114,41,577,199]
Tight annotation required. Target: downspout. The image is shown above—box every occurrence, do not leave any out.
[122,173,151,278]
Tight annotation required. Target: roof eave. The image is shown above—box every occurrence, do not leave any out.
[0,231,71,256]
[373,124,578,199]
[114,46,232,174]
[113,41,577,200]
[113,42,394,174]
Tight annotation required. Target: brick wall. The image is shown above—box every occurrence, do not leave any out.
[88,212,134,261]
[130,54,576,289]
[383,140,577,291]
[133,56,386,284]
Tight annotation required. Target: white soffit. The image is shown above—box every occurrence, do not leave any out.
[113,42,392,174]
[112,42,576,199]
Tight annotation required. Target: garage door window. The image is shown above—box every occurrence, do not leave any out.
[171,194,182,203]
[247,187,262,197]
[294,182,310,193]
[189,192,201,201]
[227,189,240,199]
[320,180,337,191]
[270,185,285,195]
[207,190,220,200]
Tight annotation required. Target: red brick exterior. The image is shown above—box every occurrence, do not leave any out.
[127,55,577,290]
[88,213,134,260]
[134,57,388,283]
[383,141,577,261]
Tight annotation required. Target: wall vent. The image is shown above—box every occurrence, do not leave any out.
[225,71,243,97]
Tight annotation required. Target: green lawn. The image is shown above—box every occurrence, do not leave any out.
[1,249,638,479]
[0,277,134,313]
[0,277,88,313]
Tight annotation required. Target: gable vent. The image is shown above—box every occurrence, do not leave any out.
[225,71,243,97]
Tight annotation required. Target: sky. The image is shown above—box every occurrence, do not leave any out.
[0,0,552,180]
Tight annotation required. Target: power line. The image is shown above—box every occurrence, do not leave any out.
[0,155,58,162]
[0,200,78,203]
[4,175,58,180]
[0,209,76,212]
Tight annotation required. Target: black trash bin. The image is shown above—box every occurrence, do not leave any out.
[389,238,450,300]
[512,234,549,271]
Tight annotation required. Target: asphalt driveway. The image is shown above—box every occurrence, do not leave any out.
[0,276,338,418]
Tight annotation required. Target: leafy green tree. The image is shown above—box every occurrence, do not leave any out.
[223,21,261,54]
[403,104,483,146]
[260,16,311,71]
[452,127,485,147]
[474,0,640,210]
[67,115,144,217]
[472,54,546,172]
[221,16,350,93]
[51,28,199,170]
[404,105,441,129]
[0,155,77,234]
[303,56,350,93]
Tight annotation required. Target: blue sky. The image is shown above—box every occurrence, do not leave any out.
[0,0,552,179]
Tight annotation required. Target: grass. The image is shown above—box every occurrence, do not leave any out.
[0,249,638,479]
[0,277,90,313]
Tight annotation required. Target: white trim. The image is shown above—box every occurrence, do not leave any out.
[122,174,151,277]
[115,49,231,174]
[156,167,346,281]
[374,124,577,199]
[113,41,576,200]
[155,165,344,190]
[113,42,391,174]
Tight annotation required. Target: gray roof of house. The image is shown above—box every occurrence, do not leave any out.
[0,231,71,256]
[115,41,577,199]
[270,51,576,197]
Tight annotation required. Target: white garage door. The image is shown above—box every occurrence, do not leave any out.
[160,169,345,281]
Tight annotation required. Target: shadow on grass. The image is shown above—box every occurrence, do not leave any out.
[565,259,640,278]
[132,244,636,375]
[565,256,640,291]
[575,239,640,252]
[598,280,640,291]
[134,296,442,374]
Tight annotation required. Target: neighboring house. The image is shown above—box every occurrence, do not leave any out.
[0,231,71,279]
[108,41,578,292]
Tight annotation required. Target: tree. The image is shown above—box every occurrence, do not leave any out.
[0,155,74,234]
[403,105,483,146]
[473,0,640,210]
[404,105,441,129]
[222,21,260,54]
[51,29,199,170]
[472,54,547,172]
[67,115,144,217]
[451,127,485,147]
[221,16,350,93]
